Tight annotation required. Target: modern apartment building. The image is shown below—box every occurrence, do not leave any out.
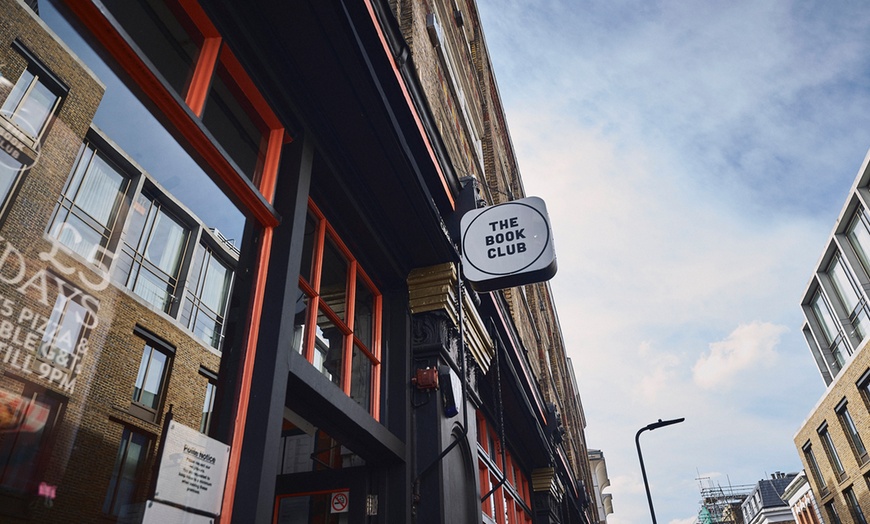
[0,0,596,522]
[796,148,870,524]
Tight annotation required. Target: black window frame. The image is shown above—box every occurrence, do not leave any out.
[818,422,847,482]
[101,425,153,517]
[128,325,175,423]
[836,398,869,464]
[47,131,137,269]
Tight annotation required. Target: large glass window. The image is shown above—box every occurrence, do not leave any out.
[180,240,234,350]
[836,400,868,463]
[827,254,870,341]
[848,208,870,277]
[114,192,191,313]
[98,0,282,185]
[1,67,61,140]
[99,0,204,96]
[102,427,151,517]
[0,43,67,215]
[810,290,850,373]
[279,410,364,474]
[819,423,846,481]
[201,51,269,181]
[49,139,132,264]
[297,201,382,416]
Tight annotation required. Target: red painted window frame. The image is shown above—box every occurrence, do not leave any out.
[477,411,532,524]
[298,199,383,419]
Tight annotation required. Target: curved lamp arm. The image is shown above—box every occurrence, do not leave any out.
[635,418,685,524]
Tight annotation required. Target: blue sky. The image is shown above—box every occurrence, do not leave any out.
[476,1,870,522]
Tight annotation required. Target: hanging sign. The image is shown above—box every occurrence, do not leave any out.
[460,196,557,291]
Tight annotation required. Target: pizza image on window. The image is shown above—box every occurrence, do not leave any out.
[0,389,24,431]
[0,388,48,433]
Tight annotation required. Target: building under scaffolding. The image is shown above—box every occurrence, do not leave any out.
[697,479,754,524]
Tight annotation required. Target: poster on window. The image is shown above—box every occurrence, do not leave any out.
[153,420,230,516]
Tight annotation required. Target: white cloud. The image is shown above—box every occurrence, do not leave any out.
[477,0,870,522]
[692,322,787,389]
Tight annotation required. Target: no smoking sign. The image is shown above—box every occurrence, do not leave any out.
[330,491,349,514]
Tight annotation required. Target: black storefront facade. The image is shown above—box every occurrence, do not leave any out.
[0,0,594,523]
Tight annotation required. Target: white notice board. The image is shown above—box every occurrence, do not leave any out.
[154,420,230,516]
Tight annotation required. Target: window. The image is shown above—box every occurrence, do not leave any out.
[102,427,152,517]
[279,410,365,474]
[36,279,97,393]
[804,442,827,493]
[819,423,846,481]
[0,42,65,141]
[181,238,234,350]
[201,50,270,181]
[826,501,842,524]
[0,380,64,516]
[477,412,532,524]
[845,486,868,524]
[0,41,67,212]
[847,208,870,277]
[296,201,382,416]
[48,139,133,264]
[114,191,191,312]
[100,0,204,96]
[827,254,870,341]
[859,369,870,413]
[199,367,217,434]
[836,399,868,462]
[129,327,174,422]
[98,0,282,185]
[810,289,850,373]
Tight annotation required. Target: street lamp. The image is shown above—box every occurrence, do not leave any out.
[635,417,685,524]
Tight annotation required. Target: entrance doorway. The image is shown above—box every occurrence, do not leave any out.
[273,409,370,524]
[274,490,350,524]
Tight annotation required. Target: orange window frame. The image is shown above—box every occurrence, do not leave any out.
[173,0,284,198]
[477,411,532,524]
[298,199,383,419]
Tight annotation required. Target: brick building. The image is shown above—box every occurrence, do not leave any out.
[796,148,870,524]
[0,0,596,523]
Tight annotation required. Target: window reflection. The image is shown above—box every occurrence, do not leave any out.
[115,192,190,312]
[100,0,203,96]
[1,68,60,139]
[279,409,364,475]
[49,141,131,263]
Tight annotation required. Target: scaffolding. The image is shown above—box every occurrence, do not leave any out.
[696,477,754,524]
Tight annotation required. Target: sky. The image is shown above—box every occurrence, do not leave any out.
[475,1,870,523]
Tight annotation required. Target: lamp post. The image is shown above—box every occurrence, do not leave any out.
[635,417,685,524]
